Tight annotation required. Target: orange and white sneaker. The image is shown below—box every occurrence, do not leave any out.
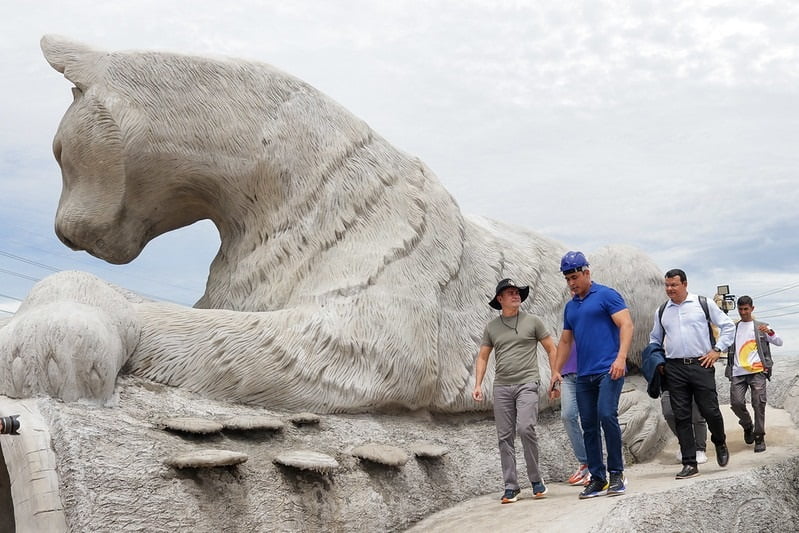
[501,488,520,503]
[568,464,589,486]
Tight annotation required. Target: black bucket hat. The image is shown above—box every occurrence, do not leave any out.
[488,278,530,310]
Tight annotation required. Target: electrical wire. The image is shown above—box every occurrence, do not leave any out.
[752,302,799,314]
[756,309,799,319]
[0,267,40,282]
[0,235,206,306]
[0,250,60,272]
[752,281,799,300]
[0,264,190,306]
[0,244,200,297]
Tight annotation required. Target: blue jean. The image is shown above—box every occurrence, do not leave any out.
[576,372,624,480]
[561,373,587,464]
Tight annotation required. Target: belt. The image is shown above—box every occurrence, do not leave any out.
[666,357,702,365]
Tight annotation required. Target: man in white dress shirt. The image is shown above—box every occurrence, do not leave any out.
[649,268,735,479]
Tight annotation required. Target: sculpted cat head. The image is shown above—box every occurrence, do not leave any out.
[40,35,340,264]
[42,35,142,263]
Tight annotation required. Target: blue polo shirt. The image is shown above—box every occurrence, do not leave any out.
[563,282,628,376]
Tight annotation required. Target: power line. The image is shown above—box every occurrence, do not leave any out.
[0,241,204,298]
[0,250,60,273]
[0,263,189,306]
[0,267,40,282]
[0,240,203,302]
[757,309,799,319]
[754,302,799,314]
[752,281,799,300]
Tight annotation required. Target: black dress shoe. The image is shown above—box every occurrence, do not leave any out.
[675,464,700,479]
[743,426,754,445]
[716,443,730,466]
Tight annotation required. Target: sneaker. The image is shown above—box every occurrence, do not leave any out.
[607,471,626,496]
[675,464,700,479]
[578,477,608,499]
[567,464,589,486]
[501,488,520,504]
[532,481,548,499]
[754,436,766,453]
[696,450,708,464]
[743,426,755,445]
[715,443,730,467]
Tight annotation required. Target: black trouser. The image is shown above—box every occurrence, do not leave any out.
[665,358,726,466]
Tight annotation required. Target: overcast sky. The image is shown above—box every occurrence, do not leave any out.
[1,1,797,350]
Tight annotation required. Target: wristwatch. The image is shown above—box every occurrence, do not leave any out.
[712,347,722,353]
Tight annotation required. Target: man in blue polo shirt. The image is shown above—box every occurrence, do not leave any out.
[550,251,633,499]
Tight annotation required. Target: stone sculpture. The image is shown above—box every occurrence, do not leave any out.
[14,36,799,533]
[0,35,664,413]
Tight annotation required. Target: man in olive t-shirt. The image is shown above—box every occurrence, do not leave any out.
[473,278,557,504]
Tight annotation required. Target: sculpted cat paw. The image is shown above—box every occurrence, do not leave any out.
[0,271,139,402]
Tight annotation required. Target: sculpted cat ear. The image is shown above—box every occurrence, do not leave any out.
[40,34,102,89]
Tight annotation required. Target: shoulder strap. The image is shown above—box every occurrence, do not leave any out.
[698,295,715,347]
[658,297,715,347]
[657,301,667,342]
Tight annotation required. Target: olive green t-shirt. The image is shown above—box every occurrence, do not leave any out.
[481,312,550,386]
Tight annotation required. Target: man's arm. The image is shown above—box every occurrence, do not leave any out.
[549,329,573,390]
[610,308,633,380]
[710,300,735,350]
[541,335,557,373]
[472,345,492,402]
[759,324,784,347]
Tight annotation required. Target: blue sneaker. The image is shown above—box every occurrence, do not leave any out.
[607,471,626,496]
[532,481,548,499]
[578,477,609,499]
[501,488,520,504]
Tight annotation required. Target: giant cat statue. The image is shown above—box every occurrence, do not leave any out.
[0,36,663,413]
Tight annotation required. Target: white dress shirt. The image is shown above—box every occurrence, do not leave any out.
[649,293,735,358]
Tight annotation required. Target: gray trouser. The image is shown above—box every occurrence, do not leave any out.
[730,372,767,436]
[661,389,707,451]
[493,381,541,489]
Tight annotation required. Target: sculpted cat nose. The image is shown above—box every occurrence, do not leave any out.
[60,234,78,250]
[55,226,79,251]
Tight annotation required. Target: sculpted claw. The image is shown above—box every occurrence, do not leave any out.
[0,272,139,403]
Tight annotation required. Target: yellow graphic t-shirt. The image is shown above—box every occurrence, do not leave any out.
[733,321,763,376]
